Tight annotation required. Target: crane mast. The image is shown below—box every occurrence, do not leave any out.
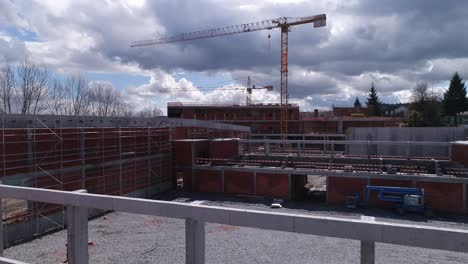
[131,14,326,137]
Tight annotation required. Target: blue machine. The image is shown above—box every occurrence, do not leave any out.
[362,185,432,217]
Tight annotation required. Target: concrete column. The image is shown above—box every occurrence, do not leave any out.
[337,120,343,134]
[221,170,225,193]
[448,143,453,161]
[331,142,335,162]
[360,240,375,264]
[79,128,85,189]
[463,183,467,214]
[367,141,371,159]
[191,142,196,192]
[66,190,88,264]
[253,172,257,195]
[147,128,152,197]
[406,141,410,160]
[185,218,205,264]
[265,142,270,156]
[118,128,123,195]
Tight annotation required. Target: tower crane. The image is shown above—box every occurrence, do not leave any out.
[131,14,326,136]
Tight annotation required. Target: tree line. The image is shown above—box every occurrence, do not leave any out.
[0,59,163,117]
[354,72,468,127]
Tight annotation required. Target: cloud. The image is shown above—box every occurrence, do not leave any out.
[1,0,468,111]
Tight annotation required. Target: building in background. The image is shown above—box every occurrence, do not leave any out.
[332,104,366,117]
[169,102,403,134]
[167,102,300,134]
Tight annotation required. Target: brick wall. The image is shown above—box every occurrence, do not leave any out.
[328,176,466,214]
[452,142,468,167]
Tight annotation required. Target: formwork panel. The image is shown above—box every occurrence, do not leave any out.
[452,143,468,167]
[195,169,222,193]
[210,139,239,159]
[224,171,254,195]
[255,173,289,199]
[416,181,463,213]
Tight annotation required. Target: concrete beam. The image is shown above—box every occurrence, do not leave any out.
[185,218,205,264]
[239,139,451,147]
[66,190,89,264]
[0,184,468,253]
[192,165,468,184]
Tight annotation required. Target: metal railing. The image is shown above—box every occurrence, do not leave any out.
[239,139,452,160]
[1,184,468,264]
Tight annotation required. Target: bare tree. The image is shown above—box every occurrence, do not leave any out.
[137,106,163,118]
[89,82,120,117]
[61,74,90,116]
[48,78,66,115]
[16,59,49,115]
[0,64,15,113]
[116,102,135,117]
[410,82,442,126]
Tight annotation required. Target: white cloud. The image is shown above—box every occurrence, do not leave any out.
[1,0,468,112]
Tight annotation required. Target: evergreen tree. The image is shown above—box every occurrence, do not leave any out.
[354,97,361,108]
[366,82,382,116]
[442,72,468,125]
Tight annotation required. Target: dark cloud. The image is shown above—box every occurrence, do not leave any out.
[2,0,468,108]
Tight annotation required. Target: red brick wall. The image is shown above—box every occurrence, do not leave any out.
[416,181,463,213]
[192,169,289,199]
[195,169,222,193]
[175,140,210,166]
[452,143,468,167]
[210,139,238,159]
[256,173,289,199]
[327,177,368,204]
[224,171,254,195]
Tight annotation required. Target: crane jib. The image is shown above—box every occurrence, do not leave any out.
[130,13,326,138]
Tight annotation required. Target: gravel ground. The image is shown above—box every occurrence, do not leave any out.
[5,191,468,264]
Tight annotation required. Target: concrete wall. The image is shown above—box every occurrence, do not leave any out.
[347,127,464,157]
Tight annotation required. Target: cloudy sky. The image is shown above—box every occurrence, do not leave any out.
[1,0,467,112]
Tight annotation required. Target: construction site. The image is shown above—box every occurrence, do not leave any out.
[1,10,468,264]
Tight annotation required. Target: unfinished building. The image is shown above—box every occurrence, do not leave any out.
[0,113,468,264]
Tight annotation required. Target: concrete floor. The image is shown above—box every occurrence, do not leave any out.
[5,191,468,264]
